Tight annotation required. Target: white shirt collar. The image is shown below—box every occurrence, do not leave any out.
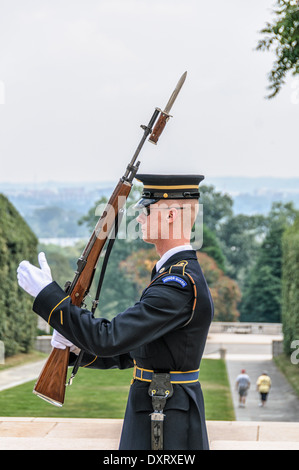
[156,244,193,272]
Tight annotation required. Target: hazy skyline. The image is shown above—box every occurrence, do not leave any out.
[0,0,298,185]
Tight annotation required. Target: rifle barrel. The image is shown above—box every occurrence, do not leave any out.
[123,107,160,182]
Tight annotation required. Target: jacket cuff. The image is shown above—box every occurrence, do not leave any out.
[33,281,69,324]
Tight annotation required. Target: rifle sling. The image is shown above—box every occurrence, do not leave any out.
[68,210,124,384]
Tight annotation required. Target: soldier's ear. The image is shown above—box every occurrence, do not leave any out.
[167,209,178,223]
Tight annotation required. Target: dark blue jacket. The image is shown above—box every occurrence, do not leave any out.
[33,249,214,450]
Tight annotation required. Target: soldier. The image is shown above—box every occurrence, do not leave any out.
[17,174,214,450]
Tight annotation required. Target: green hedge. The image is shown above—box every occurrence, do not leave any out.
[0,194,38,356]
[282,216,299,355]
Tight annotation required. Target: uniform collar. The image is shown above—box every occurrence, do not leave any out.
[151,248,197,279]
[156,245,193,272]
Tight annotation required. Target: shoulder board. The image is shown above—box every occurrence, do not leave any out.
[144,259,197,327]
[146,260,191,290]
[160,260,189,288]
[168,260,188,276]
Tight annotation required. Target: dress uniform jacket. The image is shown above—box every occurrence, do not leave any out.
[33,249,214,450]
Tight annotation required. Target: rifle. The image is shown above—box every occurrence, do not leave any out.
[33,71,187,406]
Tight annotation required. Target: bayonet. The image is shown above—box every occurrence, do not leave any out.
[149,71,187,144]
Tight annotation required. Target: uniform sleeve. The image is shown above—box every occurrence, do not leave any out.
[33,275,194,358]
[68,351,134,370]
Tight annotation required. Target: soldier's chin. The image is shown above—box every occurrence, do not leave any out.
[141,232,157,245]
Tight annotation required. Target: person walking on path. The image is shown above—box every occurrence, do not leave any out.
[256,371,272,407]
[235,369,251,408]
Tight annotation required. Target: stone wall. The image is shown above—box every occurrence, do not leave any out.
[272,340,284,357]
[209,322,282,335]
[35,336,52,354]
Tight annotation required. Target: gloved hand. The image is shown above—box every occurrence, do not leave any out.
[51,330,81,355]
[17,252,53,298]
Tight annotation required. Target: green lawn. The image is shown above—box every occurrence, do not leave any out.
[201,359,235,421]
[0,358,235,421]
[274,354,299,397]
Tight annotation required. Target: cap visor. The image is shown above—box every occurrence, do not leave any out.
[134,198,159,209]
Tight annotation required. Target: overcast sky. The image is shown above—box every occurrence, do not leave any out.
[0,0,298,185]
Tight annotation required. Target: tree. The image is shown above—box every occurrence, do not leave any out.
[0,195,38,356]
[218,214,267,286]
[27,206,88,238]
[281,215,299,355]
[119,247,158,295]
[200,185,233,231]
[38,241,86,291]
[201,224,226,272]
[196,252,241,322]
[257,0,299,98]
[240,202,299,322]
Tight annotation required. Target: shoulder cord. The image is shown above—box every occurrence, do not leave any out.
[146,263,197,328]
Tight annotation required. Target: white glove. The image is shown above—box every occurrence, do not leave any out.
[51,330,81,355]
[17,252,53,298]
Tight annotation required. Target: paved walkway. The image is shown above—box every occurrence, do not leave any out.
[0,360,46,392]
[226,358,299,422]
[204,333,299,423]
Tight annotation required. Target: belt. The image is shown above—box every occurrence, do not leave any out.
[133,365,199,384]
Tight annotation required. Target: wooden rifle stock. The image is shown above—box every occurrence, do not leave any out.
[33,347,70,406]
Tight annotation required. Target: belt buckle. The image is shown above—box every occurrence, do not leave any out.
[131,362,137,385]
